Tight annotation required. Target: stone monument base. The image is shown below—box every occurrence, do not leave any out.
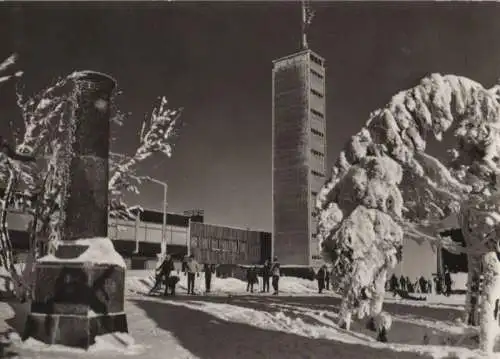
[23,238,128,349]
[24,312,128,348]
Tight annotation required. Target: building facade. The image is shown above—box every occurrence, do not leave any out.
[5,202,272,269]
[272,49,327,266]
[189,222,271,265]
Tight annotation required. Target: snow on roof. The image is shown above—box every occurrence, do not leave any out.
[38,237,126,268]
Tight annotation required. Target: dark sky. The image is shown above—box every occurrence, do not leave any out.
[1,1,500,232]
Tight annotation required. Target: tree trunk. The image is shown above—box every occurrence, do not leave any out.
[370,268,388,317]
[464,253,482,326]
[478,252,500,353]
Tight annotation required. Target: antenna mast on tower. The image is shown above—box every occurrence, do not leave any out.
[301,0,315,50]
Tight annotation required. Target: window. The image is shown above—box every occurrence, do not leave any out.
[311,149,324,157]
[310,54,322,66]
[211,238,219,249]
[311,109,324,118]
[311,128,325,137]
[310,68,324,79]
[311,89,324,98]
[312,170,325,178]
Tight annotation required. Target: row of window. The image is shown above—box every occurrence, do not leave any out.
[311,128,325,137]
[311,108,324,119]
[311,170,325,178]
[310,68,324,80]
[196,250,247,264]
[311,89,324,99]
[311,149,324,157]
[191,236,246,253]
[310,54,323,66]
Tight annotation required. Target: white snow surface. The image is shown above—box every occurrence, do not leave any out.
[126,270,324,296]
[37,237,126,268]
[2,271,500,359]
[0,299,200,359]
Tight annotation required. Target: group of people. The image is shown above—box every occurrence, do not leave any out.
[150,254,283,296]
[149,254,210,296]
[245,257,282,295]
[387,268,453,296]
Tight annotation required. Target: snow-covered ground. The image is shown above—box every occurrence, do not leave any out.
[126,270,328,297]
[1,270,498,359]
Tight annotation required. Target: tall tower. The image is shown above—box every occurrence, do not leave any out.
[272,2,326,266]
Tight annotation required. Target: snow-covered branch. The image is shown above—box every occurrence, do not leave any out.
[108,96,181,204]
[0,54,23,85]
[316,73,500,339]
[0,59,183,299]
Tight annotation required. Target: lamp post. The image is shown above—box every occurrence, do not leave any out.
[147,178,168,257]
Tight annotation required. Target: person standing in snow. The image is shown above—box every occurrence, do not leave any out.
[427,278,433,294]
[437,272,445,294]
[317,265,326,293]
[270,257,281,295]
[389,274,399,296]
[406,276,413,293]
[419,276,427,294]
[149,254,174,296]
[204,263,213,293]
[444,268,453,296]
[261,259,271,293]
[399,275,406,292]
[325,267,331,291]
[246,265,258,293]
[185,254,200,295]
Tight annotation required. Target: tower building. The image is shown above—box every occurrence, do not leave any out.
[272,2,326,266]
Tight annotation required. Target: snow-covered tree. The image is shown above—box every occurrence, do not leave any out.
[0,54,182,300]
[316,73,500,349]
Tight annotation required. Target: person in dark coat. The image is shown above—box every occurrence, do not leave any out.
[149,254,174,296]
[165,275,180,296]
[434,273,443,295]
[390,274,399,296]
[444,268,453,296]
[204,263,213,293]
[270,257,281,295]
[317,266,326,293]
[399,275,406,292]
[325,268,330,291]
[261,259,271,293]
[246,266,258,293]
[419,276,427,294]
[427,278,433,294]
[406,276,413,293]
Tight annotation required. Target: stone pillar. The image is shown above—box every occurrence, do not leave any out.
[24,71,128,348]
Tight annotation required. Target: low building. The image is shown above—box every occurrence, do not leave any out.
[189,222,272,265]
[5,201,272,270]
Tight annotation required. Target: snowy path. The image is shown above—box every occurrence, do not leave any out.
[130,296,428,359]
[0,299,200,359]
[0,294,496,359]
[129,294,489,359]
[0,270,496,359]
